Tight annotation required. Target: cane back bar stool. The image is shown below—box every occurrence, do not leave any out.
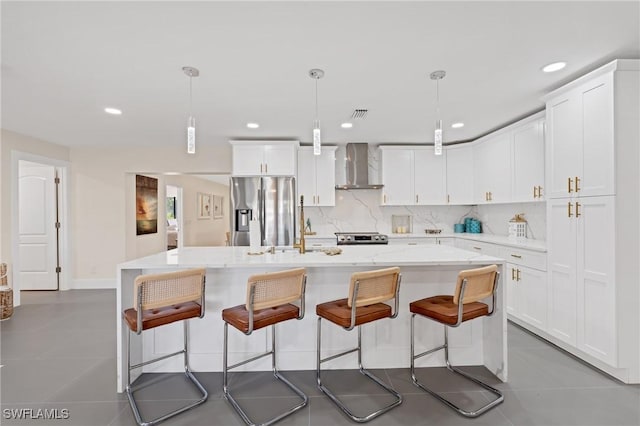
[123,268,208,426]
[410,264,503,418]
[222,267,308,426]
[316,267,403,423]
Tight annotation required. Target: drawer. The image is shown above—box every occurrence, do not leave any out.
[502,247,546,271]
[306,238,336,247]
[456,240,501,256]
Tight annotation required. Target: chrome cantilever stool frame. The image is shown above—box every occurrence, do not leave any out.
[410,264,503,418]
[316,267,403,423]
[222,268,308,426]
[124,268,208,426]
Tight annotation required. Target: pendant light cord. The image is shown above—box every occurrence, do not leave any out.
[436,78,440,119]
[315,77,319,123]
[189,73,193,118]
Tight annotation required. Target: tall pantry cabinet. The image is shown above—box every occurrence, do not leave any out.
[544,59,639,383]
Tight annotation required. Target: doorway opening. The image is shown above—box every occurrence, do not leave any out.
[166,185,183,250]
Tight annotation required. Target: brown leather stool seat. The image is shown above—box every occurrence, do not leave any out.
[409,295,488,326]
[222,303,299,333]
[409,265,503,418]
[316,267,403,423]
[123,268,208,426]
[124,301,202,331]
[222,268,308,426]
[316,298,392,327]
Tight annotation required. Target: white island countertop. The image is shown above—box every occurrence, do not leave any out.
[118,244,503,270]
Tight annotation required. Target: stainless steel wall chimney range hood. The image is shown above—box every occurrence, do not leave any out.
[335,143,384,190]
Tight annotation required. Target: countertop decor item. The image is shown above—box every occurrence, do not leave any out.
[508,213,527,240]
[321,247,342,256]
[425,229,442,234]
[454,223,465,233]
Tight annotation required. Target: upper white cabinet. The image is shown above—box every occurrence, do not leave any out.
[445,144,474,204]
[297,146,337,207]
[473,132,512,203]
[230,140,299,176]
[545,72,614,198]
[380,146,447,206]
[512,119,545,201]
[472,112,545,204]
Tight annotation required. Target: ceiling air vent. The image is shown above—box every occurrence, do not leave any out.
[351,109,368,119]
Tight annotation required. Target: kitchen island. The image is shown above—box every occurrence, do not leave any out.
[116,245,506,392]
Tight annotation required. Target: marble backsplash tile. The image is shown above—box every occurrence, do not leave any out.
[304,190,546,241]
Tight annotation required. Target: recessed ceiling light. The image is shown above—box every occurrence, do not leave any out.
[451,122,465,129]
[542,62,567,73]
[341,122,353,128]
[104,107,122,115]
[246,122,259,129]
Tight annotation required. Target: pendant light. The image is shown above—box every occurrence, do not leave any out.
[430,70,446,156]
[183,66,199,154]
[309,68,325,155]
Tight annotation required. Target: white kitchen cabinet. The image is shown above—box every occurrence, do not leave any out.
[230,140,299,176]
[380,147,446,206]
[297,146,336,206]
[473,133,512,203]
[547,196,616,365]
[445,144,474,204]
[507,263,547,330]
[512,118,545,201]
[545,73,614,198]
[414,149,447,205]
[541,61,640,381]
[380,148,414,205]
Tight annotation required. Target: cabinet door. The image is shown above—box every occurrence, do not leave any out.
[485,133,512,202]
[473,141,491,203]
[414,149,447,204]
[580,75,615,197]
[264,144,297,176]
[315,148,336,206]
[445,145,474,204]
[546,198,578,345]
[513,120,545,201]
[506,263,521,318]
[381,149,414,205]
[233,145,264,176]
[546,94,581,198]
[297,148,316,206]
[576,196,617,365]
[519,266,548,330]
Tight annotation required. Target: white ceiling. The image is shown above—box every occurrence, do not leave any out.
[2,1,639,149]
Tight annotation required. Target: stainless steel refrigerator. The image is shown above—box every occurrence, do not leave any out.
[230,176,296,247]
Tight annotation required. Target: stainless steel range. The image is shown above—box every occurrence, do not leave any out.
[335,232,388,245]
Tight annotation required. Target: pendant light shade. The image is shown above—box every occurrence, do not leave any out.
[430,70,446,156]
[183,66,199,154]
[309,69,325,156]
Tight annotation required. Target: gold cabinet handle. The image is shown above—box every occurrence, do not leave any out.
[489,191,493,201]
[516,269,521,281]
[408,243,418,246]
[568,202,573,217]
[473,246,482,250]
[317,195,319,204]
[568,177,573,193]
[511,268,516,280]
[485,192,489,201]
[383,194,387,204]
[447,194,450,203]
[538,186,543,198]
[416,194,419,204]
[313,195,316,204]
[260,163,263,173]
[511,254,522,259]
[265,163,268,174]
[576,202,581,217]
[575,176,580,192]
[533,186,538,198]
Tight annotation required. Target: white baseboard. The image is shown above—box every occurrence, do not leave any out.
[69,278,116,289]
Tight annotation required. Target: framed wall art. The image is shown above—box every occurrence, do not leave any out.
[197,192,212,219]
[212,195,223,219]
[136,175,158,235]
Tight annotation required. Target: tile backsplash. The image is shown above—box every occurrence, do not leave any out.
[304,190,546,241]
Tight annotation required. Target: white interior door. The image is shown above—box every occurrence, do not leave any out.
[18,161,58,290]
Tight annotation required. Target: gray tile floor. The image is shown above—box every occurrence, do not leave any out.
[1,290,638,425]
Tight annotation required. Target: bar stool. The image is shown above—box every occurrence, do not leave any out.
[222,268,308,426]
[123,268,208,426]
[410,264,503,418]
[316,267,403,423]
